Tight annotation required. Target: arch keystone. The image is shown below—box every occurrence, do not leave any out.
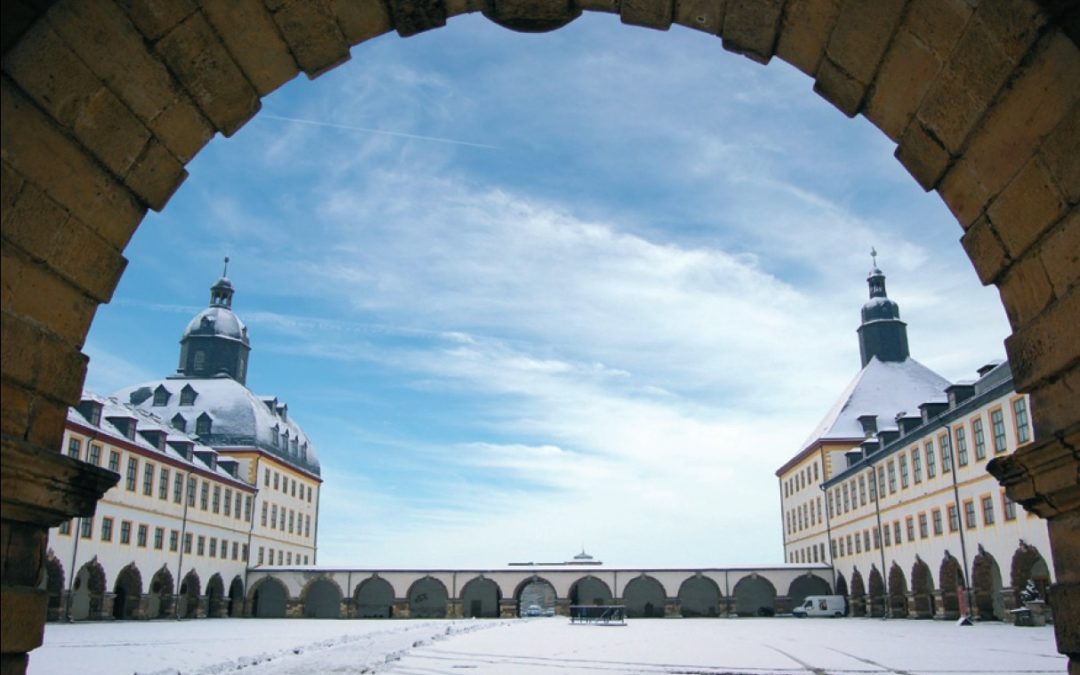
[620,0,674,31]
[388,0,448,37]
[483,0,582,32]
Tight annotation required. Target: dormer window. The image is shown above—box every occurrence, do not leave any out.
[291,437,298,454]
[196,412,212,436]
[171,414,187,433]
[281,430,289,450]
[271,424,279,447]
[180,385,197,406]
[153,385,171,407]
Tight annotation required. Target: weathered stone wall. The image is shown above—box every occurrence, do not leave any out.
[2,1,1077,673]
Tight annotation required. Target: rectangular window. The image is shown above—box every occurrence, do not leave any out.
[258,547,265,565]
[287,552,293,565]
[918,513,929,539]
[308,486,313,503]
[887,461,897,493]
[187,476,196,507]
[1003,491,1017,521]
[981,495,995,525]
[877,467,886,496]
[271,504,278,529]
[224,489,232,517]
[305,515,310,538]
[905,516,915,542]
[948,504,960,532]
[143,462,154,496]
[899,456,910,488]
[159,467,169,500]
[232,542,239,560]
[184,533,192,554]
[264,468,270,486]
[863,530,870,551]
[80,517,93,539]
[1013,398,1031,445]
[174,472,184,503]
[288,510,295,534]
[827,491,834,518]
[893,521,901,543]
[964,500,977,529]
[212,485,221,513]
[209,538,217,558]
[991,408,1008,454]
[846,535,853,555]
[973,417,987,460]
[291,480,297,497]
[883,523,891,546]
[278,550,284,565]
[955,426,969,466]
[219,539,227,558]
[197,535,205,556]
[170,530,179,552]
[830,539,837,558]
[101,517,113,541]
[59,520,72,535]
[932,509,943,535]
[868,470,877,499]
[911,450,922,483]
[120,520,131,544]
[126,457,138,491]
[274,472,279,490]
[88,444,102,466]
[154,527,164,550]
[261,502,268,526]
[925,442,936,478]
[108,450,120,473]
[200,481,209,510]
[873,527,880,549]
[858,476,866,505]
[245,495,252,522]
[940,432,953,472]
[136,524,147,547]
[67,437,81,459]
[242,544,249,562]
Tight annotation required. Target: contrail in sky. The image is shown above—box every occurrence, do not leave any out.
[260,113,499,150]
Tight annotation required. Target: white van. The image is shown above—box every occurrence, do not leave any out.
[793,595,846,617]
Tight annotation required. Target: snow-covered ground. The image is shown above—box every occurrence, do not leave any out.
[31,617,1065,675]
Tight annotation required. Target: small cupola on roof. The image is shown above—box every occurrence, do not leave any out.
[857,249,910,368]
[178,258,252,385]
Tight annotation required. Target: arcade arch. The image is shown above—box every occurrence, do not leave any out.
[178,570,201,619]
[112,563,143,620]
[569,576,612,606]
[303,578,344,618]
[888,563,909,619]
[515,577,557,617]
[939,553,964,619]
[1011,542,1051,605]
[206,574,226,618]
[147,566,174,619]
[787,574,831,608]
[43,555,64,622]
[849,568,866,617]
[250,577,289,618]
[678,575,722,618]
[408,577,448,618]
[228,576,245,617]
[972,548,1005,621]
[867,566,885,618]
[460,577,501,618]
[354,577,395,618]
[911,557,935,619]
[69,559,106,621]
[622,575,666,618]
[733,575,776,617]
[1,1,1078,670]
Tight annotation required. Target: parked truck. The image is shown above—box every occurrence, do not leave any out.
[792,595,847,617]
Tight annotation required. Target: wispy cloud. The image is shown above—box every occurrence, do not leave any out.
[258,113,501,150]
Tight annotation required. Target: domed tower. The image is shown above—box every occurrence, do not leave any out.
[177,259,251,384]
[857,249,910,367]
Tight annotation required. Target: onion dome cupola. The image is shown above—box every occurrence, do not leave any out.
[857,249,910,368]
[178,258,252,384]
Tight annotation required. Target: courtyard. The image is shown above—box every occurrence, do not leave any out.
[31,617,1064,674]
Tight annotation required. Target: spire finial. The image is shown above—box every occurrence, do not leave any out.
[223,256,230,277]
[870,247,877,268]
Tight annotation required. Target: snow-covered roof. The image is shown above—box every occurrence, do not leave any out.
[799,357,951,452]
[183,305,248,344]
[112,376,320,476]
[71,390,251,486]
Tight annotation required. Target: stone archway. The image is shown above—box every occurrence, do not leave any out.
[408,576,448,618]
[888,562,909,619]
[834,571,848,600]
[178,570,201,619]
[1011,541,1052,607]
[354,576,395,618]
[910,557,935,619]
[112,563,143,620]
[939,552,964,620]
[622,575,667,618]
[206,573,225,618]
[867,566,885,618]
[788,574,831,608]
[302,577,344,618]
[147,566,174,619]
[460,577,501,618]
[43,554,64,622]
[515,576,557,617]
[732,574,776,617]
[973,547,1005,621]
[569,576,612,606]
[678,575,722,617]
[250,577,289,618]
[849,568,866,617]
[69,559,106,621]
[2,1,1078,670]
[227,576,245,617]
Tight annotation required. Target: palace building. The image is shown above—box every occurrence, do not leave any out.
[776,259,1053,621]
[46,269,322,620]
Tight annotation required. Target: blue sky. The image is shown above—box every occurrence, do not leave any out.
[83,14,1011,568]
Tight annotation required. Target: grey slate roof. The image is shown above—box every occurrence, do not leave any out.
[799,356,951,452]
